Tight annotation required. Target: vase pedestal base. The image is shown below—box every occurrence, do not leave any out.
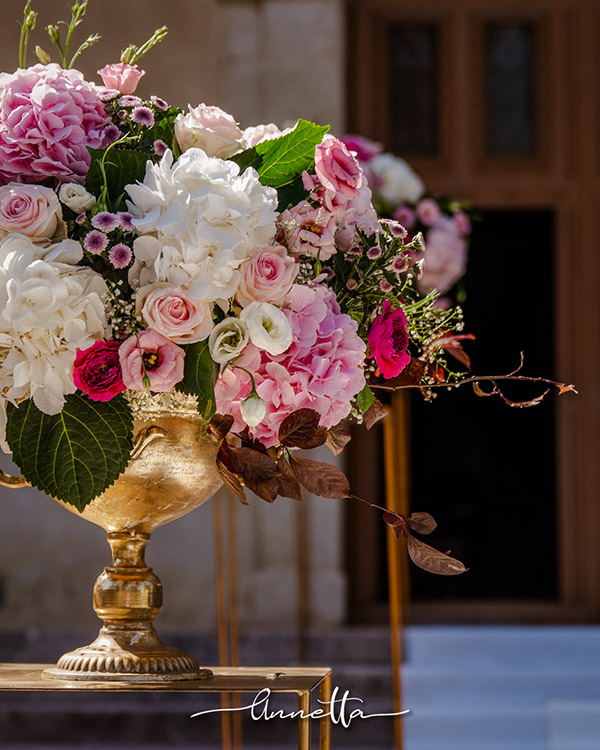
[43,625,212,682]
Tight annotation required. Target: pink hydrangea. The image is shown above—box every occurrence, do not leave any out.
[0,64,110,185]
[215,284,366,446]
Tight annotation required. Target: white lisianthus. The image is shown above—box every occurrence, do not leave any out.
[174,103,244,158]
[58,183,97,213]
[126,149,278,305]
[208,317,249,364]
[241,122,293,148]
[240,301,292,356]
[240,392,267,427]
[0,235,109,448]
[368,153,425,205]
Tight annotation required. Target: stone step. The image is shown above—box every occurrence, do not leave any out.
[547,700,600,750]
[405,626,600,668]
[402,666,600,708]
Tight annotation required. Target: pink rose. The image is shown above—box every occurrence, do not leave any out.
[97,64,145,95]
[314,135,362,198]
[138,284,214,344]
[0,184,62,241]
[368,300,411,379]
[453,211,472,237]
[119,329,185,392]
[416,198,441,227]
[174,103,243,158]
[236,245,299,306]
[73,340,126,402]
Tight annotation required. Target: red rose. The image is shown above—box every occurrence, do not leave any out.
[368,300,411,379]
[73,340,126,401]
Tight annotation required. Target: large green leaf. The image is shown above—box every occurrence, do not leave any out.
[176,340,218,420]
[255,119,329,190]
[85,147,149,211]
[229,146,263,173]
[6,393,134,511]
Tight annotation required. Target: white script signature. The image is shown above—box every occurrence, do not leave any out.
[190,686,411,728]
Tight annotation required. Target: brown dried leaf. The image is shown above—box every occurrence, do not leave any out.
[216,442,247,505]
[364,398,389,430]
[499,389,550,408]
[408,512,437,535]
[381,359,426,389]
[383,511,408,539]
[229,446,279,503]
[326,419,352,455]
[558,383,577,395]
[276,460,304,502]
[278,408,328,449]
[289,456,350,499]
[406,536,467,576]
[473,382,495,397]
[208,413,234,442]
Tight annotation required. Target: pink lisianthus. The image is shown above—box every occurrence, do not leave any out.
[97,63,145,95]
[314,135,362,198]
[277,200,338,260]
[73,340,126,402]
[368,300,411,379]
[418,218,468,295]
[416,198,441,227]
[0,64,110,185]
[340,134,383,164]
[236,245,298,306]
[119,329,185,392]
[215,285,366,446]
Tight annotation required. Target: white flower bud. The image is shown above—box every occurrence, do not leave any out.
[239,301,292,356]
[240,392,267,427]
[58,183,97,213]
[208,317,249,364]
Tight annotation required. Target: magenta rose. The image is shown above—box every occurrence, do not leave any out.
[73,340,126,402]
[119,329,185,392]
[236,245,299,306]
[340,134,383,164]
[314,134,362,198]
[97,63,145,95]
[368,300,411,379]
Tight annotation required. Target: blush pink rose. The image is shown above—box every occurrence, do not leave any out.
[236,245,299,306]
[73,340,126,402]
[138,284,214,344]
[174,103,243,158]
[0,184,62,241]
[368,300,411,379]
[119,329,185,392]
[97,63,145,95]
[314,134,362,198]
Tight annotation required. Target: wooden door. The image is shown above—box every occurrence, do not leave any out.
[346,0,600,623]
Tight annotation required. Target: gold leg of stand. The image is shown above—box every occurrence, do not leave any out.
[226,491,243,750]
[319,673,332,750]
[298,689,311,750]
[214,490,233,750]
[384,393,411,750]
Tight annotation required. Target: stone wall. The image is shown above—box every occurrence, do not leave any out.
[0,0,347,633]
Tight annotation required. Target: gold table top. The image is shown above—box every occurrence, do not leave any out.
[0,663,331,694]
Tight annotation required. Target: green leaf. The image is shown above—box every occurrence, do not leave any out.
[85,147,149,211]
[255,119,329,190]
[229,146,263,173]
[6,393,134,511]
[356,384,375,414]
[275,174,310,212]
[176,340,218,420]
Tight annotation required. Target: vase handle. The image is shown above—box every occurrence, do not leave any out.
[0,470,29,489]
[130,426,167,461]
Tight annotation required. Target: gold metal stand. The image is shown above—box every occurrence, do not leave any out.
[0,663,332,750]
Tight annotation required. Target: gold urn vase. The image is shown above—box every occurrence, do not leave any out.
[3,393,223,682]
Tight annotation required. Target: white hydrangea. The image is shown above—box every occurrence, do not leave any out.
[125,149,279,306]
[0,235,109,450]
[369,153,425,205]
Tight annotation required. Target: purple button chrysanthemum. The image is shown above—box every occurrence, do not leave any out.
[92,212,120,232]
[117,212,135,232]
[131,107,155,127]
[380,279,393,293]
[367,245,382,260]
[102,124,121,146]
[108,243,133,269]
[150,95,169,111]
[84,230,109,254]
[118,95,143,107]
[153,139,168,156]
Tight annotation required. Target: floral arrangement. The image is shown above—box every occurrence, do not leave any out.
[0,2,574,575]
[341,134,473,300]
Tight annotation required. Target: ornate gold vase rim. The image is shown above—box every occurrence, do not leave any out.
[126,390,202,419]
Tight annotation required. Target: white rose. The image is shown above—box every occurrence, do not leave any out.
[208,317,249,364]
[239,301,292,356]
[174,103,243,158]
[240,392,267,427]
[369,153,425,205]
[241,122,293,148]
[58,183,97,213]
